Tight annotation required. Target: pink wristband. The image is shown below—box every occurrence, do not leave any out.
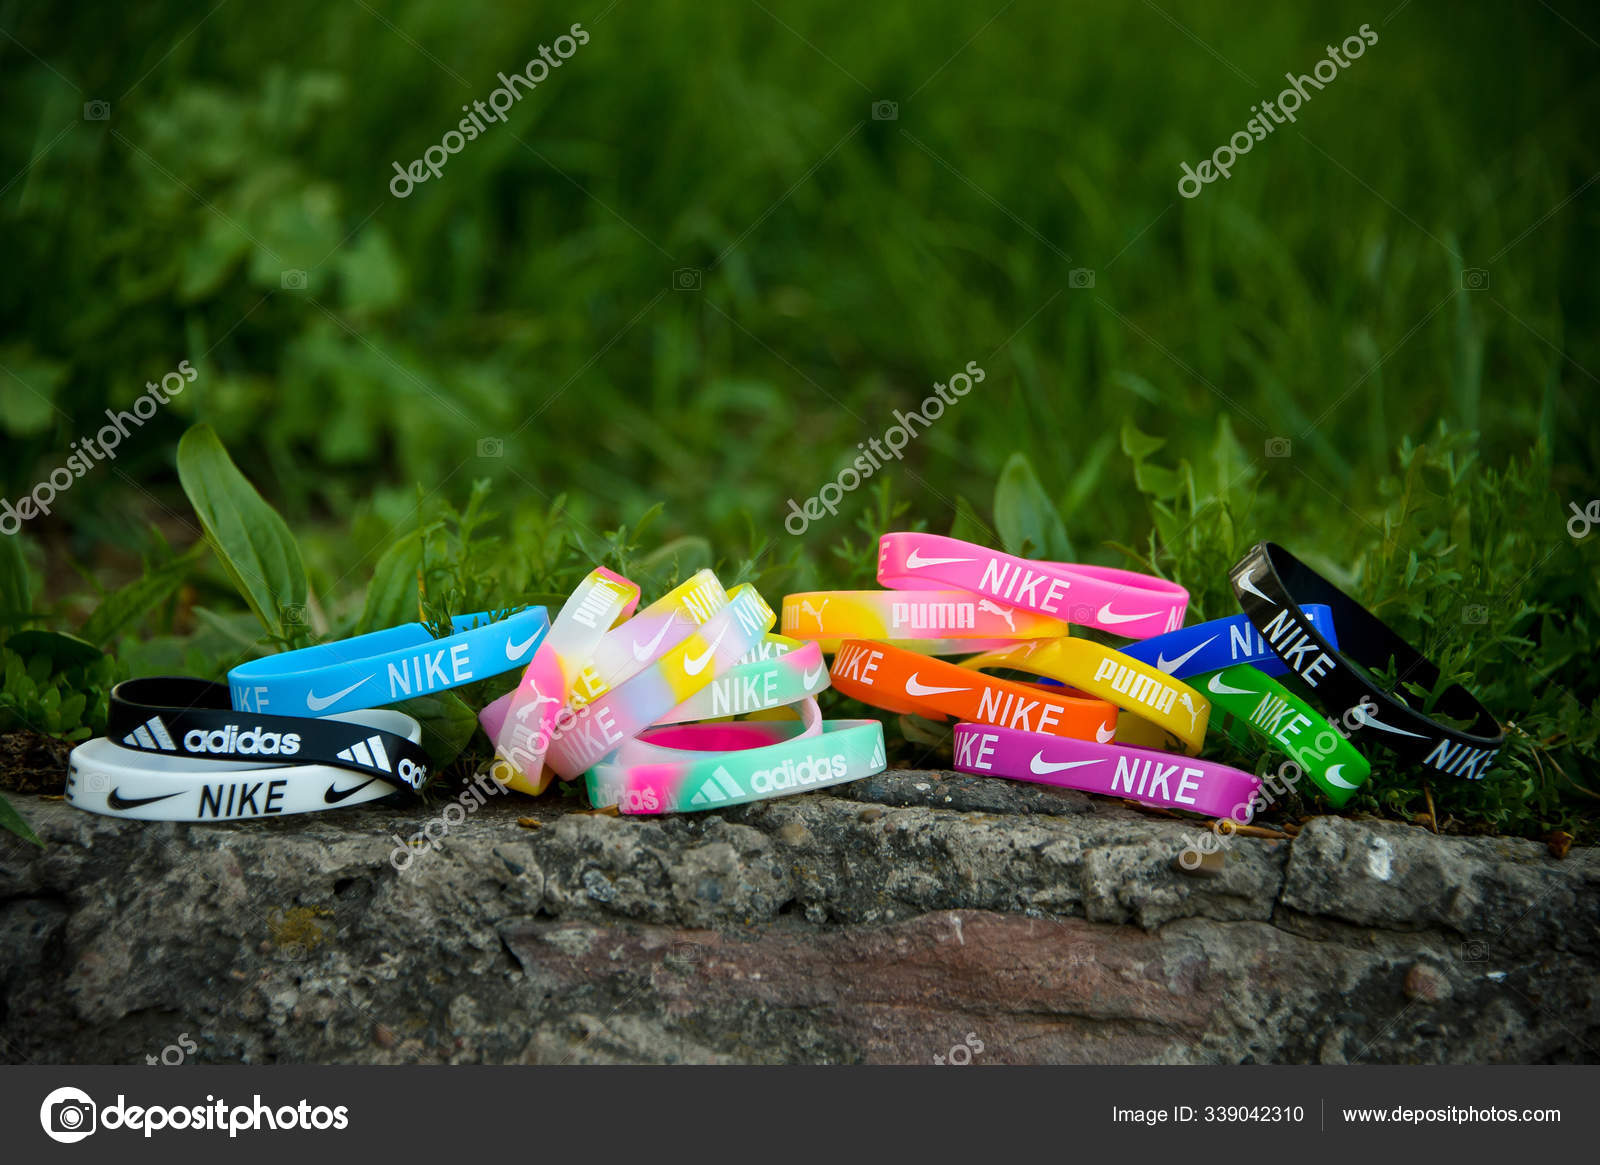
[951,721,1261,821]
[877,532,1188,640]
[480,567,640,794]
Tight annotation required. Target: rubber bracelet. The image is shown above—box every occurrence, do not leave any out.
[544,584,777,777]
[618,692,825,766]
[829,639,1118,740]
[1196,665,1373,806]
[655,638,828,724]
[1231,542,1504,779]
[65,712,418,820]
[480,568,641,795]
[789,636,1033,657]
[960,638,1211,755]
[108,676,431,791]
[877,532,1188,639]
[782,589,1069,642]
[952,722,1261,821]
[227,607,551,717]
[1117,606,1339,679]
[588,715,886,815]
[568,570,729,707]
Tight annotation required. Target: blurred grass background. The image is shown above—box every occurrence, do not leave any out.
[1,0,1597,836]
[0,0,1593,584]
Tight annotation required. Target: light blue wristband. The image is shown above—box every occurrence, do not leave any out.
[227,607,550,716]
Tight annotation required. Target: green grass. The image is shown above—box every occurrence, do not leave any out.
[1,1,1596,839]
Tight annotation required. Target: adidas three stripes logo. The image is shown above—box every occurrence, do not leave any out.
[123,716,177,751]
[336,735,394,773]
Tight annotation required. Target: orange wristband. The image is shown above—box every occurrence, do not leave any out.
[829,639,1118,741]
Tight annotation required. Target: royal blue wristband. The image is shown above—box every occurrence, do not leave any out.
[1118,606,1338,680]
[228,608,551,717]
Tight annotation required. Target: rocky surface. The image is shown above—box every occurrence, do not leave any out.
[1,770,1595,1064]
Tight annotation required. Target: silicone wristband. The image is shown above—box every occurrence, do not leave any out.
[544,585,777,777]
[829,639,1118,740]
[1117,606,1340,679]
[655,638,828,724]
[952,722,1261,822]
[617,693,825,767]
[1231,542,1504,779]
[1196,665,1373,806]
[227,607,551,717]
[960,638,1211,755]
[568,570,729,706]
[790,636,1033,657]
[782,589,1069,642]
[877,532,1188,639]
[481,568,641,795]
[65,712,418,820]
[108,676,431,791]
[588,716,886,815]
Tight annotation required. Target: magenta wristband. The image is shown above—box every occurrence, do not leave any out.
[951,721,1261,821]
[877,532,1188,640]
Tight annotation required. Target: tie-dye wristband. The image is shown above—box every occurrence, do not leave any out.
[952,722,1261,822]
[655,637,828,725]
[587,713,886,814]
[1195,665,1372,806]
[782,589,1067,642]
[480,567,641,795]
[544,584,777,778]
[567,569,729,706]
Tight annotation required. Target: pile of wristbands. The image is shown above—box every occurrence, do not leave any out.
[64,535,1502,829]
[788,534,1504,826]
[66,567,885,821]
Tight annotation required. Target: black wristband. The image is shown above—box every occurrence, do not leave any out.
[108,677,431,791]
[1229,542,1504,780]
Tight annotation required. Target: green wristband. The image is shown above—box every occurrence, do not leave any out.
[1195,665,1372,806]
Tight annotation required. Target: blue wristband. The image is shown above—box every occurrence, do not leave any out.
[228,608,551,716]
[1118,606,1338,679]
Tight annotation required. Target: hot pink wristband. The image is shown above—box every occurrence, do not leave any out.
[951,722,1261,821]
[877,532,1188,640]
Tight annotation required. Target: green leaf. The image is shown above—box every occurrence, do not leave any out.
[176,423,307,637]
[3,630,102,670]
[356,529,424,635]
[394,690,478,770]
[0,533,30,628]
[993,452,1073,560]
[78,545,205,646]
[0,793,41,847]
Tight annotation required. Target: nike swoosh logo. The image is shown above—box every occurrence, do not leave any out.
[324,778,378,804]
[106,788,182,811]
[802,665,825,689]
[1235,566,1276,605]
[905,549,973,569]
[682,626,728,676]
[1207,673,1255,696]
[1324,763,1361,790]
[632,619,674,661]
[1155,634,1219,674]
[505,630,542,660]
[1351,706,1428,739]
[1029,752,1106,776]
[904,674,970,697]
[1097,603,1157,625]
[1095,722,1116,743]
[306,675,373,712]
